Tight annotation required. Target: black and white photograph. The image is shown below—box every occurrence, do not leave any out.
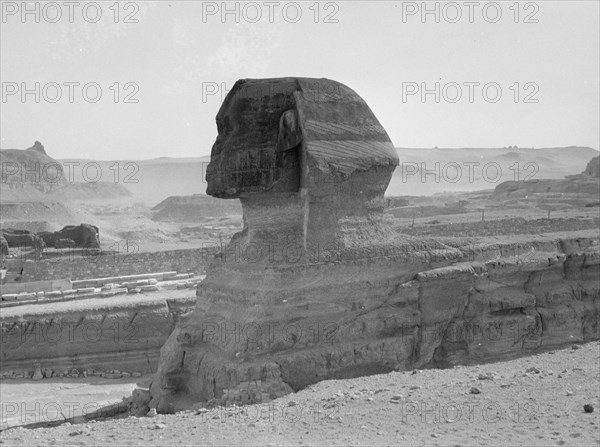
[0,1,599,445]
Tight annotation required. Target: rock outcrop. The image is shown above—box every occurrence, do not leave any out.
[494,154,600,197]
[38,224,100,249]
[144,78,599,414]
[584,155,600,178]
[0,141,66,198]
[27,141,46,155]
[1,224,99,250]
[0,230,46,251]
[0,294,196,376]
[152,194,242,222]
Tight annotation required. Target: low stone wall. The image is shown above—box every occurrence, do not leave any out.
[4,248,211,282]
[0,279,71,295]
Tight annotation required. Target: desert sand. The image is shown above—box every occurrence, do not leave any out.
[1,341,598,446]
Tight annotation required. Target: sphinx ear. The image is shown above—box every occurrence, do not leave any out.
[276,109,302,152]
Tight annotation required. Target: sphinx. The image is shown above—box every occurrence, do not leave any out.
[139,78,598,414]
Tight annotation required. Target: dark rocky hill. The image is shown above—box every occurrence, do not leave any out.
[494,155,600,197]
[1,142,132,202]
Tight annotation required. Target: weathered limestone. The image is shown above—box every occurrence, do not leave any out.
[0,230,46,251]
[38,224,100,249]
[0,294,196,375]
[144,78,599,414]
[585,155,599,178]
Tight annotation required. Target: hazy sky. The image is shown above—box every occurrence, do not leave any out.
[1,1,598,159]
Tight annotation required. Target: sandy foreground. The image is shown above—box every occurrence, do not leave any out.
[1,342,599,447]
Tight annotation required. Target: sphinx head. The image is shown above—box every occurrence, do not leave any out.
[205,77,399,249]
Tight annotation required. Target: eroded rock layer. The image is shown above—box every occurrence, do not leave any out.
[1,295,195,375]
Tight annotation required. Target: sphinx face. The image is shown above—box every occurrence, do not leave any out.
[205,81,302,199]
[205,77,398,200]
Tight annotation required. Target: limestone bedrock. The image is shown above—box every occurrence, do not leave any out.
[144,78,599,414]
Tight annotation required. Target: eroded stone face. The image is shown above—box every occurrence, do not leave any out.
[205,79,301,198]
